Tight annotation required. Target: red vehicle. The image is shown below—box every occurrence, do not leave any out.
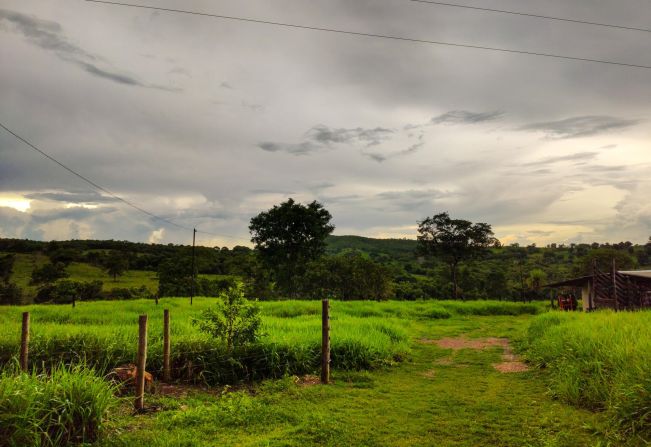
[557,293,577,311]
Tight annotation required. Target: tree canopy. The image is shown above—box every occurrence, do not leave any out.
[249,198,334,296]
[417,212,498,299]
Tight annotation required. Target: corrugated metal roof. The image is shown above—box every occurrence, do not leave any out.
[619,270,651,279]
[544,275,592,288]
[544,270,651,288]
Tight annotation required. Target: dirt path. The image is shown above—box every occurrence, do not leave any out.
[420,336,530,373]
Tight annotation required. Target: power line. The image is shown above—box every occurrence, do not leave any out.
[410,0,651,34]
[84,0,651,70]
[0,121,235,240]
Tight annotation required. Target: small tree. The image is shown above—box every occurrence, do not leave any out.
[30,262,69,285]
[104,251,129,281]
[195,284,262,352]
[417,212,498,300]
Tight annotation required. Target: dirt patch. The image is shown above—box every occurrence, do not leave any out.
[157,383,222,398]
[426,336,529,373]
[434,356,454,366]
[432,337,509,350]
[493,343,530,373]
[422,369,436,378]
[294,374,322,387]
[492,361,529,373]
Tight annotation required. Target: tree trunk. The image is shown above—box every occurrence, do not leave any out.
[451,262,459,300]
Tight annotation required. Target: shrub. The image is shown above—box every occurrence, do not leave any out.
[195,285,262,352]
[0,365,117,446]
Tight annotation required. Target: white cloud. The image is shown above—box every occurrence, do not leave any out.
[148,228,165,244]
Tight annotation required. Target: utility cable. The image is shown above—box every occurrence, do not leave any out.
[0,121,237,240]
[84,0,651,70]
[409,0,651,34]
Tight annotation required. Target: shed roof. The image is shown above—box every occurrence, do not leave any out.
[544,275,592,288]
[619,270,651,279]
[543,270,651,288]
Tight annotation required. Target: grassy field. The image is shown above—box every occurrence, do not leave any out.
[0,300,543,383]
[96,313,609,446]
[5,253,159,297]
[5,253,243,301]
[5,300,647,446]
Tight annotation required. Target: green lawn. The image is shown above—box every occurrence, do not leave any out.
[65,262,158,292]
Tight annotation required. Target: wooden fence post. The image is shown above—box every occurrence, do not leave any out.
[134,315,148,411]
[20,312,30,372]
[163,309,171,382]
[321,299,330,384]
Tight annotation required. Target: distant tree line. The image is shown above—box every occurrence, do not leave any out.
[1,201,650,304]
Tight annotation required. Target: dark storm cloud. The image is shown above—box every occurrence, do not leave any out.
[363,140,425,164]
[0,8,94,59]
[259,124,395,156]
[2,0,651,245]
[518,116,640,139]
[79,62,147,87]
[363,152,386,163]
[401,141,424,156]
[258,141,320,155]
[431,110,504,125]
[306,125,393,147]
[0,8,173,90]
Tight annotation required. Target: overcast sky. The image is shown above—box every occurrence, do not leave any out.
[1,0,650,247]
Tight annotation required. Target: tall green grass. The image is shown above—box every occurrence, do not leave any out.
[523,311,651,441]
[0,299,541,385]
[0,365,117,447]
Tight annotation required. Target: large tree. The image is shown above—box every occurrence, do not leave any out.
[417,212,498,299]
[249,198,334,297]
[30,262,69,285]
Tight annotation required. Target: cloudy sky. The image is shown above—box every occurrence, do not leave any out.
[1,0,650,247]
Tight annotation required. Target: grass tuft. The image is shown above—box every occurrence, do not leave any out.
[0,365,117,447]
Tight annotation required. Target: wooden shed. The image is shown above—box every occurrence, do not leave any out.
[545,266,651,311]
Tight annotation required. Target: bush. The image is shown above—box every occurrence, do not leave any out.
[0,365,117,446]
[195,285,262,352]
[34,280,103,304]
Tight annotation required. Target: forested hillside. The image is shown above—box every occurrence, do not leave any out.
[1,236,649,304]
